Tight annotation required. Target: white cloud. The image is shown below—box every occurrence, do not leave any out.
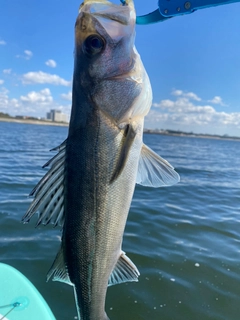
[0,88,9,108]
[153,97,215,117]
[45,59,57,68]
[0,40,6,45]
[61,91,72,101]
[22,71,71,86]
[53,104,71,116]
[16,50,33,60]
[153,99,174,109]
[208,96,226,106]
[185,92,201,101]
[172,89,183,96]
[0,88,20,112]
[172,89,201,101]
[24,50,33,59]
[0,87,71,118]
[3,69,12,74]
[20,88,53,104]
[0,80,4,85]
[147,90,240,136]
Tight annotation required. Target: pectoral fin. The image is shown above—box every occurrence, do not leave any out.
[136,144,180,187]
[110,124,136,183]
[108,251,140,286]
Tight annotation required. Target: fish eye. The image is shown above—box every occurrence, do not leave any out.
[83,35,105,56]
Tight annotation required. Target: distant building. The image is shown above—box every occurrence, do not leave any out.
[46,109,68,123]
[16,115,27,120]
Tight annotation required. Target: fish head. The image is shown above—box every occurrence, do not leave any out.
[73,0,152,125]
[75,0,135,79]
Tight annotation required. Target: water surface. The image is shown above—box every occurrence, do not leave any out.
[0,122,240,320]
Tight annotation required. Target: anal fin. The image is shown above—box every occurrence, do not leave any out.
[108,251,140,286]
[47,246,72,286]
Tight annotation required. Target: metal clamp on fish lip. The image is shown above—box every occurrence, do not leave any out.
[136,0,240,24]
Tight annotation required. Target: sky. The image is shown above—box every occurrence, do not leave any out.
[0,0,240,136]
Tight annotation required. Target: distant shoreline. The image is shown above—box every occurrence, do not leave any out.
[144,130,240,141]
[0,117,239,141]
[0,117,69,127]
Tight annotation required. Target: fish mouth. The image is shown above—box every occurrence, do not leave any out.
[93,11,128,25]
[80,0,135,25]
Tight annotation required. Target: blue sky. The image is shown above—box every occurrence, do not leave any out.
[0,0,240,136]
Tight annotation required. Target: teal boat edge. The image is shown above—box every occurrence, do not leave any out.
[0,263,56,320]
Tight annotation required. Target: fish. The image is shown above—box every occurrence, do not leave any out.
[22,0,180,319]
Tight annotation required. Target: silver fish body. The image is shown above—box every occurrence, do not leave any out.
[23,1,179,319]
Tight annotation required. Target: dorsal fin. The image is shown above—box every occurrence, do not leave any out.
[22,140,66,227]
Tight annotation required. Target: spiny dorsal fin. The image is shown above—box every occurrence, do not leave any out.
[136,143,180,187]
[110,124,136,183]
[108,251,140,286]
[22,140,66,227]
[47,246,72,285]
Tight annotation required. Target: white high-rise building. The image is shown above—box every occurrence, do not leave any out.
[46,109,68,123]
